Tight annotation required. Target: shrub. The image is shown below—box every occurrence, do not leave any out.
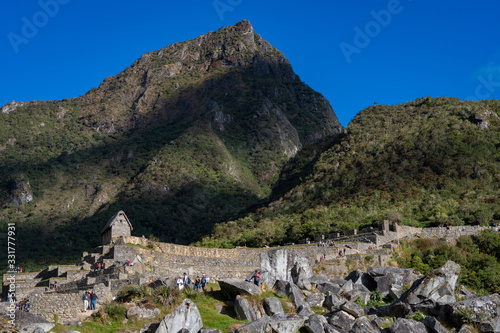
[103,303,127,321]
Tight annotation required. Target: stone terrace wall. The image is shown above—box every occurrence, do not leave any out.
[419,225,495,239]
[29,292,80,323]
[29,283,112,323]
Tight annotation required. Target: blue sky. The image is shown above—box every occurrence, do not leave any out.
[1,0,499,126]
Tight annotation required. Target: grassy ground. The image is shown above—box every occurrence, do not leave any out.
[49,282,293,333]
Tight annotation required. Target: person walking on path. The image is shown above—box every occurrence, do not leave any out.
[90,290,98,310]
[201,274,207,292]
[82,291,90,312]
[194,276,201,291]
[182,273,190,288]
[177,276,184,290]
[252,270,261,287]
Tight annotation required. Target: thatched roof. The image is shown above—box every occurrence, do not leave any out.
[101,210,133,234]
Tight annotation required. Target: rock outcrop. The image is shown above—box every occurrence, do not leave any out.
[218,279,262,300]
[155,299,202,333]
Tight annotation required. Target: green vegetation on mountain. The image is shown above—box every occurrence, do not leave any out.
[0,21,340,268]
[199,97,500,248]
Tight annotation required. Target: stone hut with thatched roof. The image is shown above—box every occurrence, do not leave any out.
[101,210,133,244]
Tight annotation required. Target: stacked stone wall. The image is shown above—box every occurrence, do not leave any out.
[419,225,495,239]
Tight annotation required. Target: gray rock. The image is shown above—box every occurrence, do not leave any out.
[371,317,393,332]
[234,316,271,333]
[5,310,55,333]
[389,284,403,300]
[380,261,461,317]
[305,293,325,307]
[423,316,449,333]
[350,316,380,333]
[357,292,372,306]
[343,289,363,302]
[406,262,460,311]
[340,301,364,318]
[316,281,341,294]
[296,304,315,317]
[353,283,371,293]
[218,279,262,300]
[260,248,312,288]
[309,274,329,285]
[329,310,356,331]
[330,278,348,286]
[346,269,377,291]
[457,324,475,333]
[292,264,312,290]
[140,322,160,333]
[34,328,47,333]
[263,297,284,316]
[274,279,288,296]
[324,293,346,310]
[234,297,257,321]
[389,318,427,333]
[440,293,500,330]
[269,313,306,333]
[458,285,477,300]
[324,324,343,333]
[377,299,411,318]
[340,280,354,293]
[286,281,305,307]
[155,299,202,333]
[127,305,161,320]
[200,329,222,333]
[304,314,328,333]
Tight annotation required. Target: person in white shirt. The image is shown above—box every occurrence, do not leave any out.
[177,277,184,290]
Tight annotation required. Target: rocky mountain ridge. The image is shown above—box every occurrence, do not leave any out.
[0,20,340,267]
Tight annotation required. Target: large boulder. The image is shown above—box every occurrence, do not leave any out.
[346,269,377,291]
[367,266,422,298]
[324,293,346,311]
[234,316,271,333]
[439,293,500,331]
[291,263,312,290]
[127,305,161,320]
[268,313,306,333]
[286,282,305,308]
[305,293,325,308]
[296,304,315,317]
[234,297,257,321]
[309,275,329,285]
[340,301,364,318]
[379,261,461,317]
[260,249,312,288]
[329,310,356,332]
[263,297,284,316]
[315,282,341,294]
[218,279,262,300]
[155,299,202,333]
[389,318,427,333]
[304,314,328,333]
[0,310,55,333]
[423,316,449,333]
[350,316,380,333]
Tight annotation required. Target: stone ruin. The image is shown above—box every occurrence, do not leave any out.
[1,211,496,328]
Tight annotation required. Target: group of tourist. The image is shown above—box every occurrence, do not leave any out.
[15,300,29,311]
[93,262,105,271]
[81,290,98,311]
[176,273,208,292]
[317,240,336,247]
[9,267,23,273]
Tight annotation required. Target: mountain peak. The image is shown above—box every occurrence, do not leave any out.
[231,20,254,34]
